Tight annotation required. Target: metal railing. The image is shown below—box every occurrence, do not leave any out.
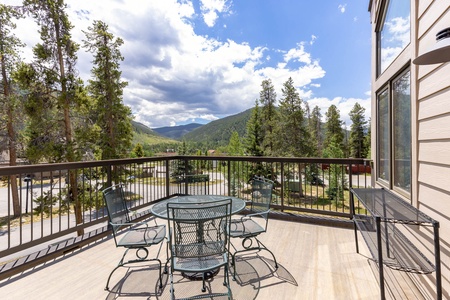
[0,155,371,277]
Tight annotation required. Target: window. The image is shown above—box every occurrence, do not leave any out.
[377,69,411,195]
[377,0,410,75]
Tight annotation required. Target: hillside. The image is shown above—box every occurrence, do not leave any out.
[131,120,179,145]
[153,123,203,139]
[182,108,253,146]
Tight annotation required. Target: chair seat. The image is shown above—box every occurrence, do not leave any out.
[229,218,265,238]
[118,224,166,247]
[173,252,228,272]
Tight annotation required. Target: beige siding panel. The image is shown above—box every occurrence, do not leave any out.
[419,141,450,165]
[417,184,450,283]
[418,162,450,191]
[418,87,450,120]
[418,63,450,99]
[417,8,450,79]
[417,0,448,38]
[418,0,433,19]
[418,114,450,140]
[418,184,450,233]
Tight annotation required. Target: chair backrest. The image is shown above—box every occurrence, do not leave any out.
[102,184,130,234]
[250,176,274,220]
[167,199,232,259]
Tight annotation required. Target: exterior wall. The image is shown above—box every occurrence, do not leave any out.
[416,1,450,298]
[370,0,450,298]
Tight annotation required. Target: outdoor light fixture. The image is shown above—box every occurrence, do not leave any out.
[413,27,450,65]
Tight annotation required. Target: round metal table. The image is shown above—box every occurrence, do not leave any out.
[152,195,246,280]
[151,195,246,219]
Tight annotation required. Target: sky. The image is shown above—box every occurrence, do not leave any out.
[5,0,372,129]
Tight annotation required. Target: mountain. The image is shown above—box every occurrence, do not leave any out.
[182,108,253,146]
[153,123,203,139]
[131,120,178,145]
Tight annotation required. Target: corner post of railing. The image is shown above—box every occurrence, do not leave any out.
[434,221,442,300]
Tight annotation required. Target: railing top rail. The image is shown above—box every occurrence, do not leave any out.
[0,155,369,176]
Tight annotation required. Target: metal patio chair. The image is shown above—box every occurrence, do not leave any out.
[167,198,232,299]
[103,184,166,291]
[229,176,278,279]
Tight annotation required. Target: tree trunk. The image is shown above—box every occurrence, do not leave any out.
[1,43,21,217]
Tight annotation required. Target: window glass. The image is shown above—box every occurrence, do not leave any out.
[392,70,411,193]
[377,89,390,182]
[378,0,410,74]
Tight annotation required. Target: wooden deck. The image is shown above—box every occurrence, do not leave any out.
[0,218,414,299]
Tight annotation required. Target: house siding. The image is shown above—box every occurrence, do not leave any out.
[371,0,450,298]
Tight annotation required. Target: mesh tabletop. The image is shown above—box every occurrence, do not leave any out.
[151,195,246,219]
[351,188,435,224]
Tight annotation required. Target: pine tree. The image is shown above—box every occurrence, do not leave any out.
[0,4,25,217]
[244,101,263,156]
[276,77,311,157]
[258,79,278,156]
[21,0,90,234]
[227,131,244,196]
[83,20,132,161]
[309,105,322,156]
[349,102,368,158]
[324,105,345,154]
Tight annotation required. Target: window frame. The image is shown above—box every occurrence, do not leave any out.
[375,0,411,77]
[376,66,411,198]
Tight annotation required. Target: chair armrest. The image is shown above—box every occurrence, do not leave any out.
[110,221,149,228]
[240,209,270,220]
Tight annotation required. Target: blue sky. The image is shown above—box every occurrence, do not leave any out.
[6,0,372,128]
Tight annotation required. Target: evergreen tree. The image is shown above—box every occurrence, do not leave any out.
[227,131,244,196]
[244,102,263,156]
[228,130,244,156]
[83,20,132,160]
[22,0,87,162]
[21,0,91,234]
[0,4,25,217]
[323,105,345,155]
[133,143,144,158]
[258,79,278,156]
[276,77,311,157]
[309,105,322,156]
[349,102,368,158]
[323,136,347,201]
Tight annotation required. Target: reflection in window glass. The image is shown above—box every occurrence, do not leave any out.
[378,0,410,74]
[377,89,389,182]
[393,70,411,193]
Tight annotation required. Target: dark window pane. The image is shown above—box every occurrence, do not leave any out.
[393,70,411,193]
[378,89,390,182]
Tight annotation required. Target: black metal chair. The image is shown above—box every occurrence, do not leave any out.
[228,176,278,279]
[103,184,166,291]
[167,198,232,299]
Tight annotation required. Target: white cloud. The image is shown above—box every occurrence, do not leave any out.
[338,4,347,13]
[200,0,231,27]
[4,0,355,128]
[306,96,371,126]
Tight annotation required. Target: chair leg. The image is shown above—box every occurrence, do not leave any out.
[202,272,206,292]
[230,237,278,280]
[105,264,122,291]
[105,249,129,290]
